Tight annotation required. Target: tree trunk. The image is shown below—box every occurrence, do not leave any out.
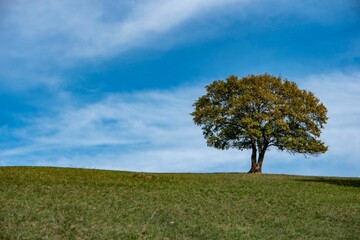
[248,146,267,174]
[248,145,261,173]
[257,148,266,173]
[248,163,262,174]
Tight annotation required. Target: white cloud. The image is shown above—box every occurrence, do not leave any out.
[16,0,356,59]
[302,71,360,156]
[0,0,250,90]
[1,0,355,90]
[0,86,248,172]
[2,0,245,61]
[1,71,360,176]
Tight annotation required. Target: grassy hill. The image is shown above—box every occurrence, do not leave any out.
[0,167,359,239]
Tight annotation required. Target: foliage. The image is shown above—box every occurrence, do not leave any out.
[191,74,328,173]
[1,167,359,239]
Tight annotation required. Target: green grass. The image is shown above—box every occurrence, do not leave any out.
[0,167,359,239]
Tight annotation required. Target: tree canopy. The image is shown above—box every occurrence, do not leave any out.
[191,74,328,173]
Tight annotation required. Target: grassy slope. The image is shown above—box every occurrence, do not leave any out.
[0,167,359,240]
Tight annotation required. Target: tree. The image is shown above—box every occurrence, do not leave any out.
[191,74,328,174]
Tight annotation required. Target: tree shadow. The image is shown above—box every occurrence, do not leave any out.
[296,178,360,188]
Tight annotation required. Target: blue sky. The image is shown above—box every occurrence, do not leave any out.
[0,0,359,177]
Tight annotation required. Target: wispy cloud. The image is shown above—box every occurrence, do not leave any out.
[1,71,359,176]
[302,71,360,155]
[0,86,245,172]
[1,0,357,90]
[0,0,248,90]
[1,0,244,61]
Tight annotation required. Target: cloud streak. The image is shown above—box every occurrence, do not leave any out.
[1,0,357,90]
[0,86,246,172]
[1,0,249,90]
[2,0,245,61]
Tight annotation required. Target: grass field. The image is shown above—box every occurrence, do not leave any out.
[0,167,359,239]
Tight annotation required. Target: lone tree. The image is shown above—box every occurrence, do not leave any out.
[191,74,328,174]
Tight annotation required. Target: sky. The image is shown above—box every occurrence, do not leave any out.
[0,0,359,177]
